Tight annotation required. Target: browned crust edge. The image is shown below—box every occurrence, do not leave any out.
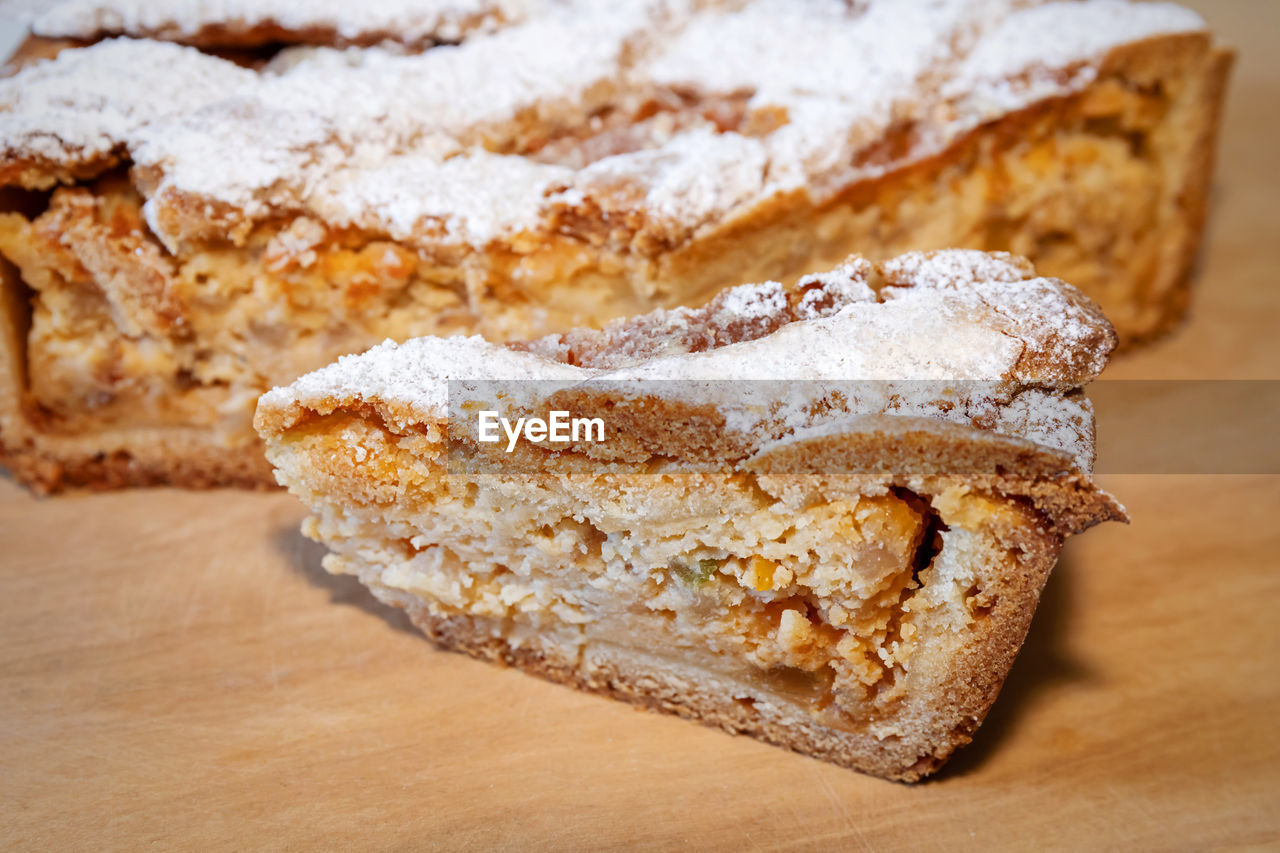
[638,33,1233,351]
[370,519,1063,783]
[0,438,274,494]
[1135,43,1235,346]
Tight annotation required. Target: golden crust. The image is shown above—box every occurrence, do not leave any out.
[624,32,1233,349]
[1146,44,1234,344]
[1091,36,1235,345]
[2,35,87,75]
[51,20,484,51]
[110,30,1228,345]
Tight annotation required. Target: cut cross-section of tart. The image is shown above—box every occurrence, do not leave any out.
[254,250,1125,781]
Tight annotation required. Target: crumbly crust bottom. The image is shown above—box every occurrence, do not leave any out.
[0,437,274,493]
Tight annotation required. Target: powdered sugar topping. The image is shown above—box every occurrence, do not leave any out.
[258,336,587,427]
[2,0,1206,248]
[260,251,1116,470]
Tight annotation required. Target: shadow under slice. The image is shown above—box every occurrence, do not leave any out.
[272,523,419,638]
[933,549,1098,780]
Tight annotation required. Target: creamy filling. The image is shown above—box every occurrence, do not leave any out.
[275,411,1021,728]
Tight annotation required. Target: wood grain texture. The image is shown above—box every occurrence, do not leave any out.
[1,0,1277,848]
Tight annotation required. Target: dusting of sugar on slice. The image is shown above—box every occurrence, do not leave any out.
[556,126,771,246]
[793,257,877,320]
[879,249,1114,382]
[709,280,787,323]
[260,336,588,423]
[261,251,1115,471]
[644,0,985,108]
[123,4,654,244]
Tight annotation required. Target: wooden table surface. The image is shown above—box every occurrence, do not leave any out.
[2,2,1277,849]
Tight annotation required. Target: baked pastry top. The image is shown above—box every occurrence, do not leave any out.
[0,0,1230,492]
[261,250,1110,461]
[4,0,1207,253]
[256,250,1124,780]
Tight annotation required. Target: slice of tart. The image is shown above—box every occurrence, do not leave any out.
[0,0,1231,491]
[255,250,1125,781]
